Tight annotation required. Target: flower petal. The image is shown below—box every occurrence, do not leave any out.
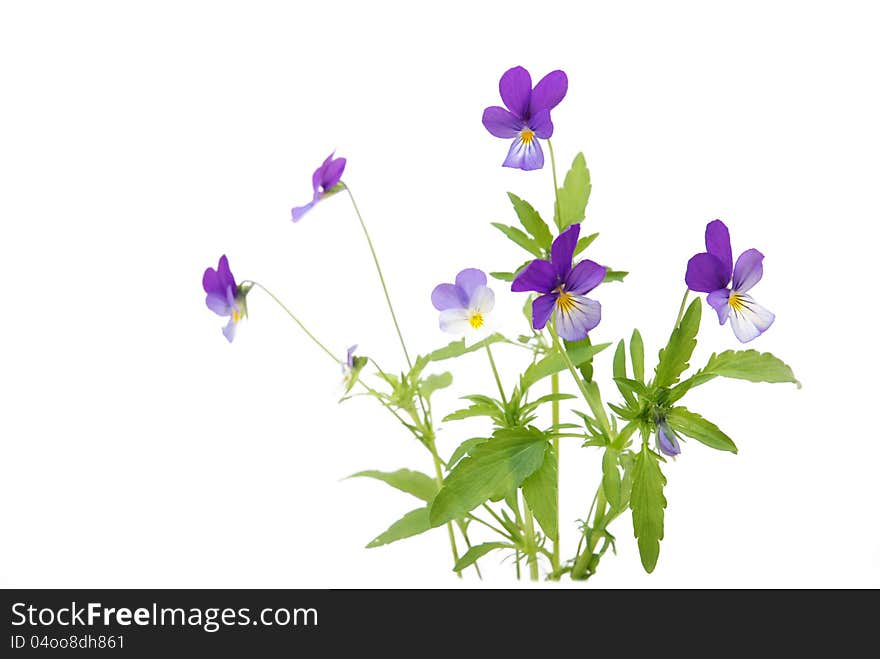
[346,344,358,368]
[729,294,775,343]
[455,268,488,302]
[555,295,601,341]
[732,248,764,293]
[565,259,605,294]
[657,423,681,457]
[291,198,317,222]
[222,317,238,343]
[551,223,581,280]
[469,284,495,315]
[706,288,731,325]
[217,255,235,290]
[205,292,230,316]
[529,108,553,139]
[532,293,556,330]
[482,106,523,138]
[202,267,222,297]
[502,135,544,170]
[499,66,532,119]
[439,308,471,334]
[705,220,733,281]
[529,70,568,115]
[685,253,729,293]
[431,283,467,311]
[511,259,556,293]
[319,156,346,191]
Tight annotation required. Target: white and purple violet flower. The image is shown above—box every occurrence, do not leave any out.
[686,220,775,343]
[482,66,568,171]
[202,255,247,342]
[291,152,347,221]
[431,269,495,338]
[511,224,606,341]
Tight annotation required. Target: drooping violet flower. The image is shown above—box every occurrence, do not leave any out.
[202,255,248,342]
[342,344,358,384]
[291,152,347,222]
[511,224,606,341]
[656,419,682,458]
[482,66,568,171]
[685,220,775,343]
[431,269,495,337]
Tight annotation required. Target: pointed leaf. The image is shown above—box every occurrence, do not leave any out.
[348,469,438,502]
[507,192,552,251]
[447,437,490,469]
[521,342,611,389]
[366,507,432,548]
[522,445,558,540]
[419,372,452,399]
[630,329,645,382]
[654,298,702,388]
[453,542,513,572]
[573,232,599,256]
[556,152,591,230]
[666,407,738,453]
[631,447,667,573]
[490,223,544,258]
[602,448,622,512]
[703,350,800,387]
[424,334,506,363]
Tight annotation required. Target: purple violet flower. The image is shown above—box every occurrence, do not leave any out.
[657,420,682,458]
[431,269,495,336]
[202,255,247,342]
[482,66,568,171]
[291,152,347,222]
[685,220,775,343]
[511,224,606,341]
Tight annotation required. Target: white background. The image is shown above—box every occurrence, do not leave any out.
[2,1,878,588]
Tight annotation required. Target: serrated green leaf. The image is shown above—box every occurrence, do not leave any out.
[573,232,599,256]
[521,342,611,389]
[366,507,432,548]
[453,542,513,572]
[522,445,558,540]
[419,371,452,399]
[602,448,622,511]
[347,469,438,502]
[703,350,800,387]
[447,437,490,469]
[603,269,628,283]
[631,446,667,573]
[429,428,549,527]
[666,407,738,453]
[507,192,552,251]
[654,298,702,388]
[631,329,645,382]
[443,405,500,422]
[423,334,506,364]
[491,223,544,258]
[555,152,591,230]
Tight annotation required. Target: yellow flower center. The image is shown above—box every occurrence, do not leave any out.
[520,128,535,144]
[232,308,242,323]
[469,312,484,329]
[728,292,744,312]
[555,286,577,313]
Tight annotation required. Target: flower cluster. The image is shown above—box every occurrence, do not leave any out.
[200,63,797,584]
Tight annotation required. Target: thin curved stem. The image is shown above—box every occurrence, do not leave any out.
[550,373,561,574]
[673,288,690,332]
[484,343,507,406]
[343,184,413,369]
[548,139,562,230]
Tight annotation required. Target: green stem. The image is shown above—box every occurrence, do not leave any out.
[548,139,562,230]
[245,281,337,362]
[344,184,413,369]
[429,446,462,578]
[673,288,690,332]
[484,343,507,406]
[550,373,561,575]
[521,501,540,581]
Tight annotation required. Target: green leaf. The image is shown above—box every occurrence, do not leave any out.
[613,377,651,399]
[630,329,645,382]
[564,336,594,382]
[507,192,552,251]
[443,405,500,422]
[613,340,636,406]
[521,342,611,389]
[419,372,452,399]
[342,355,368,395]
[603,269,628,283]
[429,427,549,527]
[654,298,702,388]
[573,232,599,256]
[453,542,513,572]
[555,152,591,230]
[602,448,622,512]
[490,223,544,258]
[666,372,717,404]
[490,271,515,282]
[366,507,432,548]
[423,334,506,363]
[447,437,490,469]
[522,445,558,540]
[666,407,738,453]
[347,469,438,502]
[631,446,667,573]
[703,350,801,388]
